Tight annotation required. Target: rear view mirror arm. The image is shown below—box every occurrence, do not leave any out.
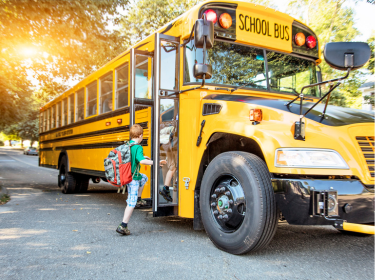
[285,67,351,108]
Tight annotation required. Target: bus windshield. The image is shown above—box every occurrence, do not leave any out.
[184,40,317,96]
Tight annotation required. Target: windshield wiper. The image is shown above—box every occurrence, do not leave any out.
[230,81,257,93]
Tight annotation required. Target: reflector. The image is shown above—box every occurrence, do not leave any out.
[219,13,232,29]
[204,9,217,24]
[294,32,305,46]
[249,109,262,122]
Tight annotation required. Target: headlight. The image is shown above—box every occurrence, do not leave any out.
[275,148,349,169]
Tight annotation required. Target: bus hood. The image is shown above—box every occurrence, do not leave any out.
[204,94,375,126]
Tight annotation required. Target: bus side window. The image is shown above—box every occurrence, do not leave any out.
[39,112,43,133]
[76,89,84,121]
[51,105,55,129]
[116,63,129,109]
[62,98,68,126]
[100,72,113,114]
[43,110,47,132]
[68,94,74,124]
[135,56,152,99]
[86,81,97,117]
[160,40,178,91]
[47,108,50,130]
[56,102,61,128]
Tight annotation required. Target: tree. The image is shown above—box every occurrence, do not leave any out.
[286,0,369,108]
[120,0,201,47]
[366,31,375,74]
[0,0,130,130]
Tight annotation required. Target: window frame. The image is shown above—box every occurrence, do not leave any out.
[47,108,50,131]
[56,101,61,128]
[43,110,47,132]
[62,98,68,126]
[86,81,98,117]
[115,62,129,109]
[40,112,44,133]
[68,94,75,124]
[159,39,179,93]
[76,89,84,122]
[99,71,114,114]
[51,105,55,129]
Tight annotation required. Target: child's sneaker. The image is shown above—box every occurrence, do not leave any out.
[116,224,130,235]
[135,199,147,208]
[159,187,172,202]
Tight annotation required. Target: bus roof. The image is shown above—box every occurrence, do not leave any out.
[41,0,319,110]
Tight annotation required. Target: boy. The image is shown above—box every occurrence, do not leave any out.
[116,124,165,235]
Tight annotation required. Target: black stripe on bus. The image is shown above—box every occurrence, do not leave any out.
[40,107,130,136]
[40,121,148,144]
[40,139,149,151]
[70,168,106,178]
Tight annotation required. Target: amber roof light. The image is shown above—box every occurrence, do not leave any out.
[294,32,305,46]
[219,13,232,29]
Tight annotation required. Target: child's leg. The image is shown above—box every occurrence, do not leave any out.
[137,173,148,199]
[122,179,140,223]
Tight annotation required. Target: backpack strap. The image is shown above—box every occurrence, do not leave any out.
[128,142,141,178]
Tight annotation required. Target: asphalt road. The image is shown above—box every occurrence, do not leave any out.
[0,147,373,280]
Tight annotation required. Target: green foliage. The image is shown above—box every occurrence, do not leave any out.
[287,0,370,108]
[0,0,129,135]
[1,0,129,81]
[0,194,10,205]
[366,31,375,74]
[120,0,201,47]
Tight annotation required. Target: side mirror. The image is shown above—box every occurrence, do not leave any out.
[324,42,371,71]
[194,64,212,79]
[194,18,214,49]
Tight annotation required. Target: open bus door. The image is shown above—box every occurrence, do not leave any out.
[152,33,180,217]
[130,48,154,202]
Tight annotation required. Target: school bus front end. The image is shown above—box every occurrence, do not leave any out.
[175,0,374,254]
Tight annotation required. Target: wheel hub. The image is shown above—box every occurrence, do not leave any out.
[210,177,246,232]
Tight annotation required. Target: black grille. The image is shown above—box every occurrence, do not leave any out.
[356,136,375,178]
[203,103,222,116]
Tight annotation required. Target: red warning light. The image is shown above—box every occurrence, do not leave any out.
[306,35,316,48]
[204,9,217,24]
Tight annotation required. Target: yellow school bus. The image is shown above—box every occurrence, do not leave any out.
[39,0,374,254]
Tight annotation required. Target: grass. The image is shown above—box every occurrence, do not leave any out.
[0,194,10,205]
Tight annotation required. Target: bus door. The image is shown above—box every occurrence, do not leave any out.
[131,49,154,201]
[152,34,180,216]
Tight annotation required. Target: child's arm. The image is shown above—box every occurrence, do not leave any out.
[140,159,167,166]
[140,159,153,165]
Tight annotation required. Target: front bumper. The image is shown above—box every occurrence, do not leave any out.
[273,178,374,225]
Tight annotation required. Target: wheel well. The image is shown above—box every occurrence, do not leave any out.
[58,150,69,171]
[193,133,266,230]
[195,133,265,193]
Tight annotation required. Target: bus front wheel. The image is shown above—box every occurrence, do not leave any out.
[59,156,76,194]
[200,151,277,255]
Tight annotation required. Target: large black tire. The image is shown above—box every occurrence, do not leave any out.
[59,156,76,194]
[76,176,89,193]
[200,151,277,255]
